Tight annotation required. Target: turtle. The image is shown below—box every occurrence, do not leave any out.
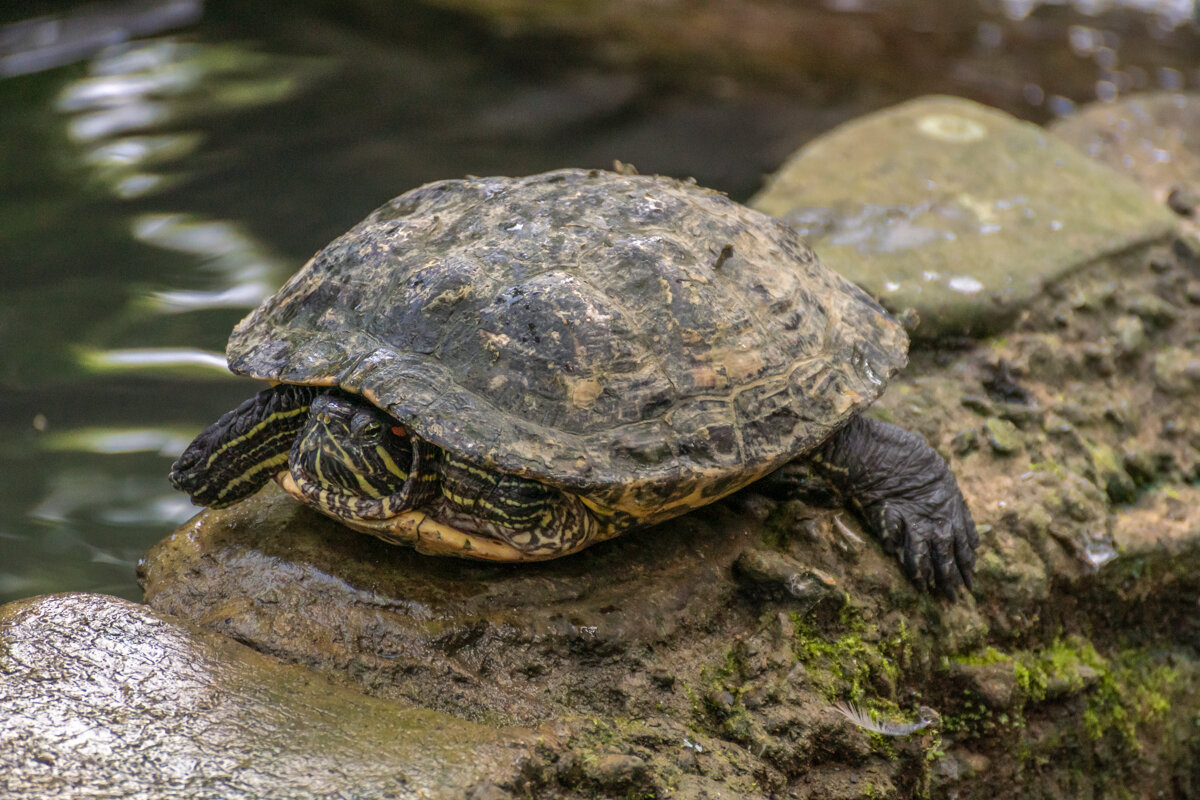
[169,168,978,597]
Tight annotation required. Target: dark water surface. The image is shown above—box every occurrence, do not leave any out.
[1,0,1196,603]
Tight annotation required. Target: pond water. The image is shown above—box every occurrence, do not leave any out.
[1,0,1196,604]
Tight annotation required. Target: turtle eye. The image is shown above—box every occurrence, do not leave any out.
[351,414,384,441]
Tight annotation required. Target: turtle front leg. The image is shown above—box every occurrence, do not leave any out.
[169,384,320,508]
[808,415,978,599]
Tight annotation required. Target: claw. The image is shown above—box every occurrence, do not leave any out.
[953,522,978,592]
[878,505,905,555]
[804,416,980,599]
[933,552,962,600]
[903,529,933,590]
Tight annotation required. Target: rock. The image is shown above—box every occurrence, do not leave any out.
[1186,280,1200,304]
[750,95,1178,339]
[589,753,649,788]
[950,428,978,456]
[140,484,763,725]
[1153,346,1200,396]
[1174,234,1200,268]
[1168,186,1198,217]
[119,92,1200,800]
[733,548,839,603]
[983,417,1022,455]
[1124,293,1181,330]
[466,784,511,800]
[1086,442,1137,505]
[1111,485,1200,558]
[950,661,1019,709]
[1112,314,1147,356]
[931,749,990,783]
[0,593,534,800]
[1043,662,1101,699]
[1050,92,1200,235]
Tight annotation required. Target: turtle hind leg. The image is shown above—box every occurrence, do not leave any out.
[806,415,979,599]
[170,384,320,508]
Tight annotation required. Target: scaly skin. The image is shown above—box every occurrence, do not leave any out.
[810,415,978,599]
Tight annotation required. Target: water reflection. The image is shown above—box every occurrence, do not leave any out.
[57,35,330,201]
[78,347,231,375]
[133,214,283,311]
[81,134,204,198]
[30,469,194,528]
[0,0,202,77]
[40,426,195,456]
[1,19,332,604]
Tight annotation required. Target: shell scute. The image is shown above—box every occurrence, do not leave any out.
[227,169,908,516]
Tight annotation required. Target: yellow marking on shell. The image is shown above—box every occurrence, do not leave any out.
[709,344,765,382]
[599,461,778,521]
[832,389,863,415]
[566,376,603,409]
[658,275,673,306]
[477,330,512,359]
[687,364,722,390]
[669,464,775,513]
[578,495,619,520]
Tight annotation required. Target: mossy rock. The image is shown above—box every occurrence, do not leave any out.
[751,95,1178,339]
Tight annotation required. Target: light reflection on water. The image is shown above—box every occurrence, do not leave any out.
[133,213,283,311]
[79,348,231,374]
[39,427,196,457]
[0,0,1198,605]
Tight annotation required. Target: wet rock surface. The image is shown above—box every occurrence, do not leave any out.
[0,592,535,800]
[749,95,1179,339]
[140,487,765,727]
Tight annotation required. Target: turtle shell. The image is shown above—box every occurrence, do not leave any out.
[227,169,907,524]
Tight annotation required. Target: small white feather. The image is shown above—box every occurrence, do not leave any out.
[831,701,934,736]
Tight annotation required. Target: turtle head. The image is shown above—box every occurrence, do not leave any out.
[289,393,426,517]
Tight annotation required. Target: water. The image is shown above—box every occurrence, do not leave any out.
[1,0,1196,604]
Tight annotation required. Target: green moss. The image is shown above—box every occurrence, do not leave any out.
[1028,459,1069,479]
[951,636,1183,769]
[789,613,898,703]
[718,642,746,681]
[1081,651,1177,749]
[940,697,1000,738]
[952,645,1012,667]
[1086,440,1138,503]
[883,619,914,671]
[1013,659,1045,704]
[721,705,754,743]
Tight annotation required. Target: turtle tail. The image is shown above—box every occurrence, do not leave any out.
[169,384,321,508]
